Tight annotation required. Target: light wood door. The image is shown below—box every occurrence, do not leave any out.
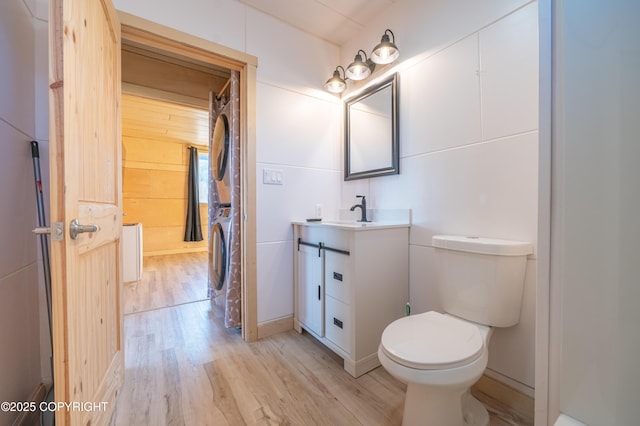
[49,0,123,424]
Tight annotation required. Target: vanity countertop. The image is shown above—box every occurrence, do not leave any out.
[292,208,411,231]
[292,219,409,231]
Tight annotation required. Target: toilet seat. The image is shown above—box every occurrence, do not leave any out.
[380,311,485,370]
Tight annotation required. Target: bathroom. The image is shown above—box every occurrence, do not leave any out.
[2,0,639,425]
[257,0,538,409]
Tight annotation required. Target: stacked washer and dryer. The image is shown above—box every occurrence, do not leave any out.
[208,102,233,303]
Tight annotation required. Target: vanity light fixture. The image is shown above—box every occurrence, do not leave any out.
[345,49,374,81]
[324,65,347,93]
[324,29,399,93]
[371,29,399,64]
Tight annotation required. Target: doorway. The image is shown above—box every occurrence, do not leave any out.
[121,91,212,314]
[120,12,258,340]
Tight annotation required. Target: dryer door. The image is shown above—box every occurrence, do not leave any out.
[212,113,230,181]
[210,222,227,291]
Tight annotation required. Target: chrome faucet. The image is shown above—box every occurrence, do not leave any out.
[350,195,370,222]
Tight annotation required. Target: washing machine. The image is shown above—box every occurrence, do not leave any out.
[209,100,233,301]
[211,102,232,206]
[208,206,232,300]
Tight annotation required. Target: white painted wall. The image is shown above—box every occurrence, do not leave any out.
[249,10,342,324]
[340,1,539,392]
[0,0,46,423]
[112,0,343,325]
[547,1,640,424]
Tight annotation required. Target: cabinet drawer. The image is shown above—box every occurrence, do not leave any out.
[325,296,351,354]
[325,251,351,304]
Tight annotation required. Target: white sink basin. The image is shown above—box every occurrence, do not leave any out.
[294,209,411,231]
[321,220,374,228]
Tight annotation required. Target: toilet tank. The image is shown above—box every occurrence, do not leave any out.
[432,235,533,327]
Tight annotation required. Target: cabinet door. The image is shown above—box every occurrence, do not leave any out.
[298,244,324,336]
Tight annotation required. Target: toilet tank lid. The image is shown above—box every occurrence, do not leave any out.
[432,235,533,256]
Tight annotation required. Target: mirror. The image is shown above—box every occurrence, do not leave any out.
[345,73,399,180]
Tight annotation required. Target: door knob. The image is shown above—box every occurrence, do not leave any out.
[69,219,99,240]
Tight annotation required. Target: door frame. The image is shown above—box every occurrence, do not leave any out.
[119,12,258,341]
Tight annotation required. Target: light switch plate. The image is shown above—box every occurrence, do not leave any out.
[263,168,283,185]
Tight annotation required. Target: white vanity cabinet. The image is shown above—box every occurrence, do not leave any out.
[293,221,409,377]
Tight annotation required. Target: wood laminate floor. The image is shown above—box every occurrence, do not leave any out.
[123,252,209,315]
[113,254,532,426]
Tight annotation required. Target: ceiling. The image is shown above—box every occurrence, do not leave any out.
[31,0,395,46]
[122,93,209,148]
[121,42,231,107]
[236,0,396,46]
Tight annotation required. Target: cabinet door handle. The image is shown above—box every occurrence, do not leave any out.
[333,318,343,329]
[317,285,321,300]
[333,272,343,281]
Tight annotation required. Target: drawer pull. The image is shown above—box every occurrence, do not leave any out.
[333,272,343,281]
[333,318,343,329]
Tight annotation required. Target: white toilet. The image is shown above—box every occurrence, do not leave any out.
[378,235,532,426]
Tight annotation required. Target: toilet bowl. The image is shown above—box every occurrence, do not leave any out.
[378,235,532,426]
[379,311,492,426]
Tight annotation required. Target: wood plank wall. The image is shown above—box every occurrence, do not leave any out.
[122,93,209,256]
[121,48,229,105]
